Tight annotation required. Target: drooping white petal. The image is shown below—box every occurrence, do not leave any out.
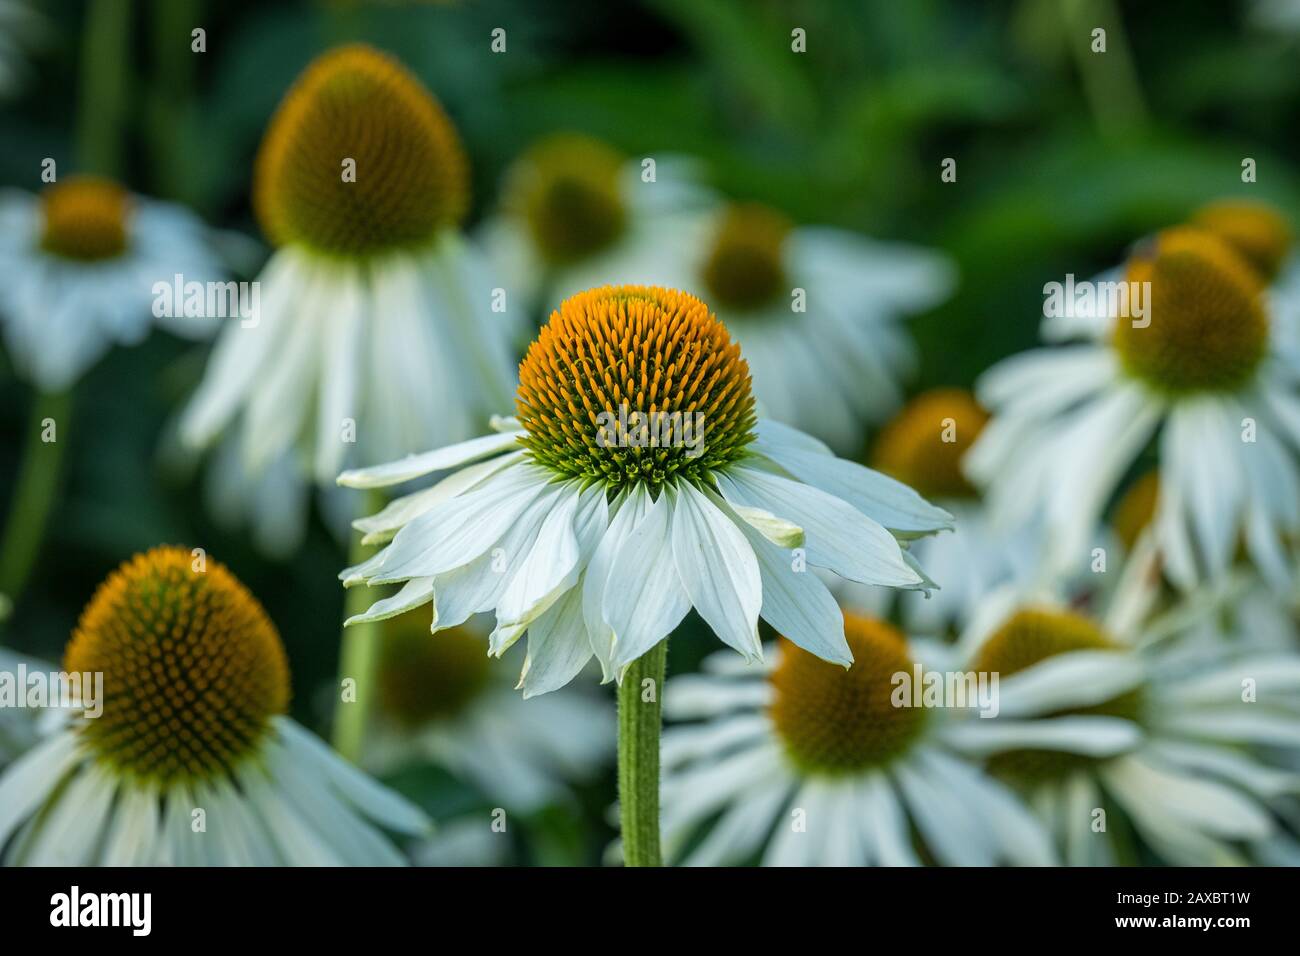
[677,777,791,867]
[718,464,921,586]
[346,576,435,625]
[492,484,584,654]
[751,420,953,536]
[916,749,1055,865]
[583,488,650,680]
[19,763,117,865]
[669,482,762,662]
[605,487,692,669]
[374,465,548,582]
[241,263,339,472]
[713,494,850,666]
[100,780,163,865]
[429,484,562,632]
[354,451,523,542]
[663,672,773,721]
[179,248,305,447]
[518,584,592,698]
[858,771,921,866]
[312,272,364,481]
[892,752,995,866]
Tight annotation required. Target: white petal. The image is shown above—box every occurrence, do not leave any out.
[355,451,523,543]
[312,273,364,480]
[942,715,1142,757]
[858,771,920,866]
[518,584,592,698]
[337,431,523,488]
[751,421,952,535]
[605,488,691,669]
[375,465,547,581]
[178,249,304,446]
[274,718,430,835]
[20,763,117,864]
[583,488,650,681]
[715,495,850,665]
[1102,753,1273,841]
[718,464,921,586]
[0,730,82,851]
[993,651,1146,718]
[493,483,585,649]
[918,750,1055,865]
[669,482,762,661]
[892,754,994,866]
[346,576,435,625]
[101,781,162,865]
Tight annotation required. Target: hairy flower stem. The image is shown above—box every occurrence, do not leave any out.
[332,491,384,762]
[618,639,668,867]
[0,391,71,624]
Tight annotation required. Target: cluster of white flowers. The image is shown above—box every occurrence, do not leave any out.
[0,34,1297,871]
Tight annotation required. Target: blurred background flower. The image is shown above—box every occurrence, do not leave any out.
[0,547,430,865]
[946,559,1300,866]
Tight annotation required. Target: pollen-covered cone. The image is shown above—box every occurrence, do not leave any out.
[338,285,952,697]
[178,44,517,555]
[0,546,429,865]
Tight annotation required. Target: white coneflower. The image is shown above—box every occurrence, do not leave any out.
[179,44,517,551]
[968,204,1300,591]
[0,546,429,865]
[0,175,223,392]
[364,611,612,812]
[339,283,951,866]
[657,613,1055,866]
[339,284,952,694]
[841,388,1040,634]
[948,572,1300,866]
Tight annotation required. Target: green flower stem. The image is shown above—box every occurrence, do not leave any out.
[0,391,72,619]
[147,0,201,203]
[618,638,668,867]
[332,491,384,762]
[77,0,133,177]
[1062,0,1147,139]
